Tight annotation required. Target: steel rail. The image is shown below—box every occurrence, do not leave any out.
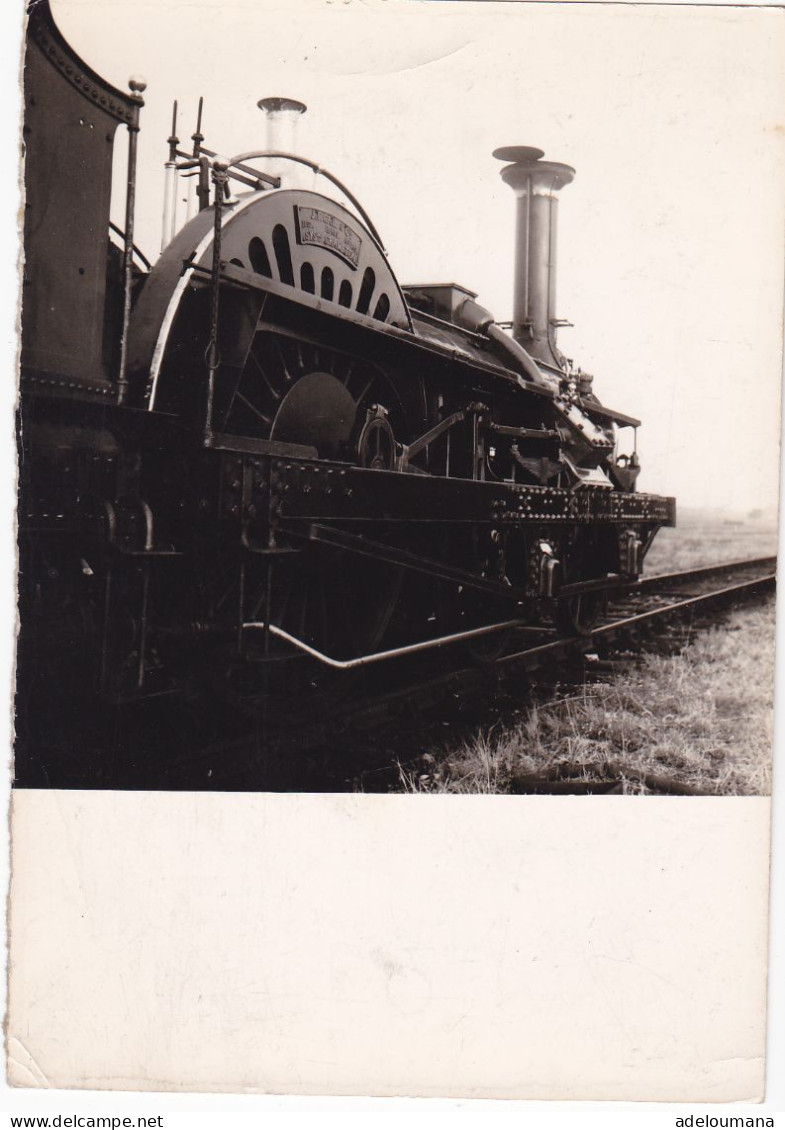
[559,554,777,600]
[315,567,778,770]
[639,555,777,590]
[499,570,776,667]
[147,561,777,788]
[245,556,776,674]
[593,572,776,636]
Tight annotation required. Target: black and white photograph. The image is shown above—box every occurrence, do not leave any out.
[5,0,784,1107]
[12,0,780,797]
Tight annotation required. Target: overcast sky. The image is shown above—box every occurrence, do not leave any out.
[31,1,785,510]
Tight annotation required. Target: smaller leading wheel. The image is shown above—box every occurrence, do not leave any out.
[356,405,397,470]
[554,589,604,636]
[436,527,516,663]
[552,528,609,636]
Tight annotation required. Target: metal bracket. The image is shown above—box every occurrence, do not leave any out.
[398,402,487,472]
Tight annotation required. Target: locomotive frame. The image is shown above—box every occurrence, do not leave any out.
[16,0,675,782]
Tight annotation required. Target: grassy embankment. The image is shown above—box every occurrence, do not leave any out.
[645,508,778,574]
[399,511,778,796]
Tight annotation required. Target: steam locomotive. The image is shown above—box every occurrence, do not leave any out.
[16,0,675,766]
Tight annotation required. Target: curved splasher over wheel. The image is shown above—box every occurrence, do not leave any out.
[127,186,413,417]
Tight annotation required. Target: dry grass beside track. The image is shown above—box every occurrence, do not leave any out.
[645,509,777,574]
[400,594,776,796]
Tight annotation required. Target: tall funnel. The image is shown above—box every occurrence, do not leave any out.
[494,145,575,370]
[258,96,307,187]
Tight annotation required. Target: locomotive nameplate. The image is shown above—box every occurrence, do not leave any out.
[294,206,362,269]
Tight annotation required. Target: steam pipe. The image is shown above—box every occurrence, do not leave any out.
[486,323,551,389]
[453,295,551,389]
[227,149,388,251]
[161,100,178,250]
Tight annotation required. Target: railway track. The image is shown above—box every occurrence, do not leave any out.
[16,554,774,790]
[338,555,776,787]
[498,554,777,670]
[157,553,777,791]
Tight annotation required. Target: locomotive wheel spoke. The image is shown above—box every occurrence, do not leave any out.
[247,347,282,401]
[298,588,309,640]
[318,574,330,645]
[277,575,293,626]
[221,367,248,430]
[336,574,354,649]
[261,539,405,662]
[210,562,241,617]
[555,591,602,637]
[353,376,374,405]
[339,569,361,653]
[235,391,272,425]
[272,334,294,382]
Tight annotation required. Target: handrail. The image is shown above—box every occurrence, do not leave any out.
[109,221,151,271]
[226,150,387,252]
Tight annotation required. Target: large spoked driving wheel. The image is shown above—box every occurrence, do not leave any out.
[225,334,408,661]
[210,336,411,680]
[215,331,409,465]
[265,540,404,662]
[193,535,404,712]
[126,187,421,696]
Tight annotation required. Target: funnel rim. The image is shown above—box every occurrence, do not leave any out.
[492,145,545,164]
[258,97,307,115]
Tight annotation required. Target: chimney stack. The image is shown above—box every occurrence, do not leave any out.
[257,97,307,187]
[494,146,575,370]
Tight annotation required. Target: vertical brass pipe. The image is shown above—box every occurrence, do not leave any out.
[117,76,146,406]
[204,158,228,448]
[161,100,178,251]
[192,97,211,212]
